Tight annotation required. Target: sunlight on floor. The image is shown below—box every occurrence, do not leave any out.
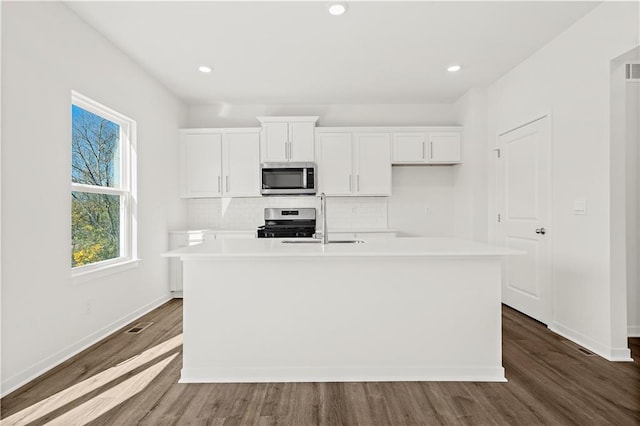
[2,334,183,425]
[45,353,179,425]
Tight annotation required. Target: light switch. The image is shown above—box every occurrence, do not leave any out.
[573,199,587,215]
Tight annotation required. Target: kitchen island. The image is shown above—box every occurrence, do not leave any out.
[165,237,519,383]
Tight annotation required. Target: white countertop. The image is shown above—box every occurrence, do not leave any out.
[170,228,396,234]
[164,237,522,258]
[169,228,256,234]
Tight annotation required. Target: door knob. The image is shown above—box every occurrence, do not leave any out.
[535,227,546,235]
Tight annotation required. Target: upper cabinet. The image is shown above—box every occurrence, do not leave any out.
[257,116,318,162]
[392,128,462,164]
[316,130,392,196]
[180,128,261,198]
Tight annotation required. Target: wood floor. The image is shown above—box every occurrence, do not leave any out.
[2,299,639,426]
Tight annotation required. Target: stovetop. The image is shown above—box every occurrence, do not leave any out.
[257,208,316,238]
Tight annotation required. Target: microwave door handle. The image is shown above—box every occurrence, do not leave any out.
[303,168,307,188]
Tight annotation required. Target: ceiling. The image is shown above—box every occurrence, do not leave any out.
[66,1,600,105]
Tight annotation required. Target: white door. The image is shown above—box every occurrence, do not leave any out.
[354,133,392,196]
[224,132,260,197]
[499,117,551,324]
[181,133,222,197]
[318,133,353,195]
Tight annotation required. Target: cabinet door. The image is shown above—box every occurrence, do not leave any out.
[318,133,353,195]
[224,133,261,197]
[180,133,222,197]
[354,133,392,196]
[289,121,315,161]
[261,122,288,162]
[393,133,426,163]
[428,133,461,163]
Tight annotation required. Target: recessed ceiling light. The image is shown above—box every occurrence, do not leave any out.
[447,65,461,73]
[198,66,213,73]
[328,3,348,16]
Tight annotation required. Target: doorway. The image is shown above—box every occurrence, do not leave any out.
[498,116,552,325]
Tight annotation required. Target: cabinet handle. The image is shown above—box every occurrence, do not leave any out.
[349,175,353,192]
[218,176,221,193]
[357,175,360,192]
[430,141,434,159]
[288,141,293,160]
[422,141,426,160]
[226,176,230,193]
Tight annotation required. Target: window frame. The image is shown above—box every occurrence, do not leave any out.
[71,91,138,280]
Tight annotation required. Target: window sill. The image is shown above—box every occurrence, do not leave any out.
[71,258,140,285]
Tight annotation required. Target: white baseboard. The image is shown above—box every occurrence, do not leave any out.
[1,294,173,397]
[180,366,507,384]
[549,321,633,362]
[628,325,640,337]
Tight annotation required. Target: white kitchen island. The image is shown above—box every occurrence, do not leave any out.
[165,237,519,383]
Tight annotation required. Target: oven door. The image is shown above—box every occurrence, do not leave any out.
[261,162,316,195]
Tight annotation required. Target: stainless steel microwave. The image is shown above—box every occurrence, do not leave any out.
[260,162,317,195]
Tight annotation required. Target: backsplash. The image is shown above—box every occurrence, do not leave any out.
[187,197,388,230]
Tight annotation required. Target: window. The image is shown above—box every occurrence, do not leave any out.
[71,92,137,276]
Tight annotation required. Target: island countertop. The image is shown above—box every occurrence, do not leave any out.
[164,237,521,258]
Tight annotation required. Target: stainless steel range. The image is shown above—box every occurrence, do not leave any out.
[257,208,316,238]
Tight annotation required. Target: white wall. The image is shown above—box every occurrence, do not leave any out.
[1,2,187,394]
[186,102,460,237]
[187,196,388,231]
[187,103,457,128]
[487,2,639,360]
[452,88,489,242]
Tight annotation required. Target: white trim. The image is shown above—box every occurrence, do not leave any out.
[316,125,462,133]
[70,183,127,196]
[179,127,261,134]
[549,321,633,362]
[71,258,140,284]
[257,116,319,124]
[180,366,507,384]
[72,91,133,128]
[0,294,172,397]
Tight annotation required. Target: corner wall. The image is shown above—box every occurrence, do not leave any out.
[1,2,187,394]
[487,2,639,359]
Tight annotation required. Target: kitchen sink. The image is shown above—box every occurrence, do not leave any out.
[281,240,365,244]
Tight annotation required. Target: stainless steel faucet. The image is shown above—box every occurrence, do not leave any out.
[320,192,328,245]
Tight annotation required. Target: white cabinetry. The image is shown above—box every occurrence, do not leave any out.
[258,116,318,162]
[317,130,392,196]
[391,129,462,164]
[429,132,461,163]
[180,129,261,198]
[393,133,426,162]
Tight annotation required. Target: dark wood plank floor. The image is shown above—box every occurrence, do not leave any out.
[2,299,639,425]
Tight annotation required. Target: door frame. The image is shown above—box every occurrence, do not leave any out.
[495,113,554,325]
